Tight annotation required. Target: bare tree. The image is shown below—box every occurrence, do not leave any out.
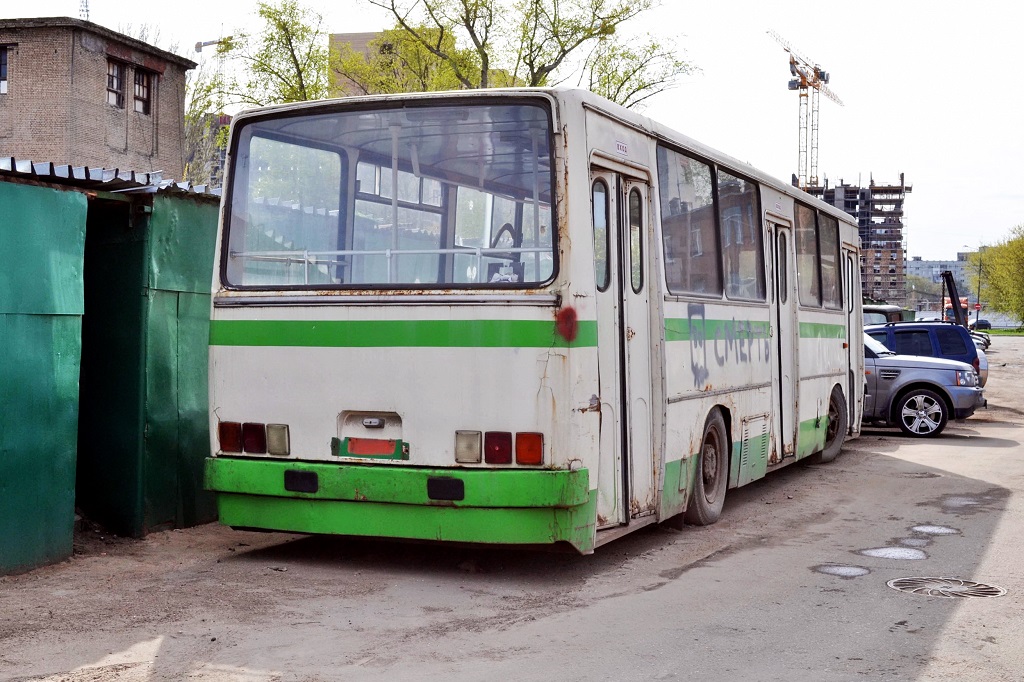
[362,0,692,106]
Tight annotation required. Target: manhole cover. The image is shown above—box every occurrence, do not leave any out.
[887,577,1006,598]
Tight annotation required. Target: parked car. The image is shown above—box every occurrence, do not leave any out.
[971,319,992,330]
[864,321,987,386]
[976,348,990,386]
[863,334,985,437]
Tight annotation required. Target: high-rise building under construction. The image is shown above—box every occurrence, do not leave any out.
[806,174,912,306]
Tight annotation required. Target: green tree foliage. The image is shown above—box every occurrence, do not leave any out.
[905,274,942,308]
[358,0,692,107]
[970,227,1024,323]
[218,0,330,106]
[365,0,499,89]
[331,27,470,95]
[183,60,229,187]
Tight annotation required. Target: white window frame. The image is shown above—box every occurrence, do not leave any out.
[0,45,9,95]
[107,59,125,109]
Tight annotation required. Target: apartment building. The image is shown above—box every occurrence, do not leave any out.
[806,174,912,305]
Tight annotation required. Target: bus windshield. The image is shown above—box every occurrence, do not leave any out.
[224,101,555,289]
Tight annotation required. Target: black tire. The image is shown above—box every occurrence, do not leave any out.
[894,388,948,438]
[810,386,848,464]
[685,410,728,526]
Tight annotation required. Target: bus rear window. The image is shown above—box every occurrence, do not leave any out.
[224,101,556,289]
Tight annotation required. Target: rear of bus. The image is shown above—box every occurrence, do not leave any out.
[204,92,598,552]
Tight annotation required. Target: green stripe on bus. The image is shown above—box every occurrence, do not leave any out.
[666,319,845,342]
[664,318,771,342]
[205,457,591,508]
[799,322,846,338]
[206,458,597,551]
[661,414,831,520]
[209,319,598,348]
[797,415,828,458]
[215,492,598,552]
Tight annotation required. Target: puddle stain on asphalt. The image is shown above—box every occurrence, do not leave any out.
[858,547,928,560]
[812,564,871,578]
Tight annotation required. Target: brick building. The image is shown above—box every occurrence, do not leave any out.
[0,18,195,178]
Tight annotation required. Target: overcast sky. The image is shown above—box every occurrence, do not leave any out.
[9,0,1022,260]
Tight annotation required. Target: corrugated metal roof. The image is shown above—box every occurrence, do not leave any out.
[0,158,220,197]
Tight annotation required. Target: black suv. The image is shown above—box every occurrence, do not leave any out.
[864,321,985,386]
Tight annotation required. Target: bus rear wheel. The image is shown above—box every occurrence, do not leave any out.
[810,386,848,464]
[685,410,728,526]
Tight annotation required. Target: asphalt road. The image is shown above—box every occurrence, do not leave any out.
[2,338,1023,682]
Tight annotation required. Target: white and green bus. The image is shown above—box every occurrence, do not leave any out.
[205,87,863,553]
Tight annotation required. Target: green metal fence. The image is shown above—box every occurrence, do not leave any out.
[77,193,219,538]
[0,181,87,574]
[2,178,220,574]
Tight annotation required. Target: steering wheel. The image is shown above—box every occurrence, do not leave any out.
[490,222,519,250]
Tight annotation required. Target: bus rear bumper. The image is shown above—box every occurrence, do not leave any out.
[205,457,597,553]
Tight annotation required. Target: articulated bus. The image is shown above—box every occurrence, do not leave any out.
[205,87,863,553]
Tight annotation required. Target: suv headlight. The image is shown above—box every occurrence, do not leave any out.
[955,370,977,387]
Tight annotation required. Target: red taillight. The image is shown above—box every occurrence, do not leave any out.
[484,432,513,464]
[218,422,242,453]
[242,422,267,453]
[516,432,544,465]
[973,357,980,372]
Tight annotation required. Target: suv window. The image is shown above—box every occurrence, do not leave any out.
[893,330,933,356]
[867,330,887,346]
[864,322,979,371]
[936,327,969,354]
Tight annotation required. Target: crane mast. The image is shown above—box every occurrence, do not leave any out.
[768,30,843,189]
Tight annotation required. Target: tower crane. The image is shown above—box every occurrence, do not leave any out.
[767,30,843,189]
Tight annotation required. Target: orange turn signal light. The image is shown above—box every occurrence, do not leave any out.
[516,432,544,465]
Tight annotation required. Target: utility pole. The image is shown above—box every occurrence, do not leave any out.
[976,248,984,326]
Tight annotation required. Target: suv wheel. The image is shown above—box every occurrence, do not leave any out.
[895,388,948,437]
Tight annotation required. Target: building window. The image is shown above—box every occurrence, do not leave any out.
[134,70,151,114]
[107,60,125,108]
[1,46,8,94]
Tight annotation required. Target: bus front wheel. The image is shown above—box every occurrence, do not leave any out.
[685,410,728,526]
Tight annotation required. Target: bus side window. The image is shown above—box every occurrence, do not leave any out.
[794,202,821,306]
[717,169,765,301]
[778,232,788,304]
[593,179,610,291]
[818,212,842,309]
[628,187,643,293]
[655,146,721,296]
